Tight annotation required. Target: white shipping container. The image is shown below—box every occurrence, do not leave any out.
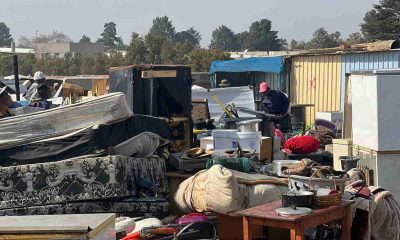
[351,70,400,151]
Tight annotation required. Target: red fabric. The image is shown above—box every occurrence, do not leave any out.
[284,136,320,154]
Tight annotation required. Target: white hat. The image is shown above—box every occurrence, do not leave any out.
[33,71,46,81]
[0,86,7,96]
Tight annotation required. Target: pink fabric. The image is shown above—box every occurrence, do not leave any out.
[259,82,269,93]
[274,129,285,145]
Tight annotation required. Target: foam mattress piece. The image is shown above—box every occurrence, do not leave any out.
[0,92,133,150]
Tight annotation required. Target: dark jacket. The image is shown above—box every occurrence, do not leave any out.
[261,90,290,115]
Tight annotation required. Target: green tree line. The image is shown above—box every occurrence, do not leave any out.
[0,0,398,76]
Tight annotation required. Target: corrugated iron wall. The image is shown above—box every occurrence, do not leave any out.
[291,55,342,125]
[341,50,400,107]
[251,71,287,101]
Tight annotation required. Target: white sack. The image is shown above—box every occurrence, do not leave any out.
[174,165,286,215]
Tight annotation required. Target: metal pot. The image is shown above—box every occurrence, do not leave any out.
[282,191,314,208]
[237,119,262,132]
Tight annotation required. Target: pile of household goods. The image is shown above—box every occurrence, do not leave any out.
[343,169,400,240]
[118,213,217,240]
[0,93,172,219]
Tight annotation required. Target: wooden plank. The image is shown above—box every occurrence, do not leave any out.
[243,217,253,240]
[343,74,352,139]
[92,79,108,96]
[251,218,295,229]
[0,233,85,240]
[141,70,177,78]
[341,206,351,240]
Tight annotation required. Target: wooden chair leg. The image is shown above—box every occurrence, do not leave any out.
[243,217,253,240]
[290,223,304,240]
[341,207,351,240]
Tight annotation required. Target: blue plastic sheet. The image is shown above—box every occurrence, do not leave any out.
[209,57,284,74]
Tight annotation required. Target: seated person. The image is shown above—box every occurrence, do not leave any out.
[30,84,52,110]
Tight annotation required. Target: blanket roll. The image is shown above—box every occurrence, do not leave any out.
[174,165,286,214]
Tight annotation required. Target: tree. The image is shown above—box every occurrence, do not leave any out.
[33,31,71,44]
[173,27,201,48]
[19,54,36,75]
[126,32,147,64]
[345,32,365,45]
[79,35,91,43]
[188,48,231,72]
[93,55,107,74]
[0,53,13,76]
[50,31,71,43]
[243,19,282,51]
[98,22,124,49]
[278,38,289,50]
[210,25,238,51]
[290,39,309,50]
[107,51,128,69]
[145,34,165,64]
[361,0,400,41]
[18,36,34,48]
[149,16,176,42]
[235,31,249,50]
[308,28,343,49]
[81,55,96,74]
[0,22,13,47]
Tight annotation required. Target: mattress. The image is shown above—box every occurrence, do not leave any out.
[0,92,133,150]
[0,155,167,209]
[0,197,169,219]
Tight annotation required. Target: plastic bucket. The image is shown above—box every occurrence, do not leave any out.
[212,130,238,150]
[340,156,360,172]
[236,131,261,152]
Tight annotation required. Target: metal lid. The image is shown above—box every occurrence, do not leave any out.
[276,207,312,216]
[283,191,314,197]
[237,119,262,125]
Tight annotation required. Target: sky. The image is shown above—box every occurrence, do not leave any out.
[2,0,379,47]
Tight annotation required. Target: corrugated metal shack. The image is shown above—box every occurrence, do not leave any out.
[290,40,400,125]
[209,57,289,109]
[208,41,400,124]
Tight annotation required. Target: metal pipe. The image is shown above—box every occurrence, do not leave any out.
[13,55,20,101]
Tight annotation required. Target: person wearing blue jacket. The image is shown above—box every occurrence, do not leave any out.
[259,82,291,132]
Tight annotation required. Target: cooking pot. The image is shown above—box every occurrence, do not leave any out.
[237,119,262,132]
[282,191,314,208]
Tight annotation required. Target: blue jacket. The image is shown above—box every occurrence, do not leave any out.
[261,90,289,115]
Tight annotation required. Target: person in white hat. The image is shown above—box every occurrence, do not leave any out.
[218,79,231,88]
[24,71,47,100]
[0,87,14,119]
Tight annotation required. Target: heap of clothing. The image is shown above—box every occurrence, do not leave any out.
[282,158,348,179]
[344,170,400,240]
[306,125,335,147]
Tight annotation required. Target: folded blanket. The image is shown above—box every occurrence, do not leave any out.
[345,180,400,240]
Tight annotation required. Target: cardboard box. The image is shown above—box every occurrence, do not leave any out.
[260,136,272,161]
[332,139,353,171]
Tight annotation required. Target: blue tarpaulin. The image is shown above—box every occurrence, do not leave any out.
[209,57,284,74]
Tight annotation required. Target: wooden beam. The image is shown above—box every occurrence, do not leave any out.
[141,70,177,78]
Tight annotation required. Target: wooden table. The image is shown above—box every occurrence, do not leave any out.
[238,200,354,240]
